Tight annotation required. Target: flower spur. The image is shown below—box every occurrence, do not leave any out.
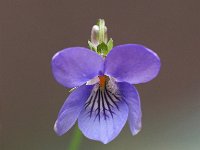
[51,19,161,144]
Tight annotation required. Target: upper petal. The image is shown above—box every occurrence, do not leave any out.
[104,44,161,84]
[54,84,93,136]
[78,86,128,144]
[51,47,104,88]
[118,82,142,135]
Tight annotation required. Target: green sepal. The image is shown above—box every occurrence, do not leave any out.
[107,38,113,51]
[88,40,97,51]
[97,42,108,56]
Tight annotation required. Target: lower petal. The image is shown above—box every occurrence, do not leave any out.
[78,86,129,144]
[54,84,93,136]
[118,82,142,135]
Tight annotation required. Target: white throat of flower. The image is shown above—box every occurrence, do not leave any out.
[86,76,119,95]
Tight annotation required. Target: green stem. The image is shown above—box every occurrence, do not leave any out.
[68,125,82,150]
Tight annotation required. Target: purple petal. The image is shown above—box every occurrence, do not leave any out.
[118,82,142,135]
[51,47,104,88]
[78,89,128,144]
[105,44,161,84]
[54,84,93,136]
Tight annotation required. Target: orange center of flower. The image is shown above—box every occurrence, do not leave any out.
[98,75,107,89]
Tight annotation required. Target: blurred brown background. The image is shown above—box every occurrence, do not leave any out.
[1,0,200,150]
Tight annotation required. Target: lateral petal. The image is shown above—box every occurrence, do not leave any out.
[54,84,93,135]
[118,82,142,135]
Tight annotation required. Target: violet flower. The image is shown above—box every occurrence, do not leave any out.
[51,20,161,144]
